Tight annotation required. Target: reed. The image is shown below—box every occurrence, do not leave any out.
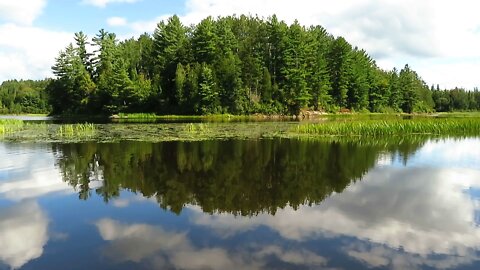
[0,119,24,134]
[296,118,480,136]
[57,123,96,137]
[117,113,158,119]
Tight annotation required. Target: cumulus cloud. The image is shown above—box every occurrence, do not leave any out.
[2,0,480,87]
[82,0,141,8]
[95,218,328,269]
[123,0,480,88]
[0,23,72,82]
[0,201,49,269]
[107,16,128,27]
[0,0,46,25]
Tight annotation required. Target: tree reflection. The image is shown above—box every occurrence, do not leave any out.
[53,138,425,215]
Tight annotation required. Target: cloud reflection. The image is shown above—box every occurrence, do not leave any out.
[0,144,71,201]
[0,201,48,269]
[95,218,328,269]
[189,165,480,268]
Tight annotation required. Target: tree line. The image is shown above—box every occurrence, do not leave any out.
[47,15,436,115]
[1,15,479,115]
[0,79,50,114]
[431,85,480,112]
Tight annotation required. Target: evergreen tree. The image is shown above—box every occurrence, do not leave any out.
[197,64,219,114]
[282,20,311,114]
[45,14,444,116]
[327,37,352,108]
[153,15,188,108]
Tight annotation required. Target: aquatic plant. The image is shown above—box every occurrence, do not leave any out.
[57,123,95,137]
[117,113,159,119]
[0,119,24,134]
[296,118,480,136]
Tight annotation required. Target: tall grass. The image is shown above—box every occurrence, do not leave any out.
[0,119,24,135]
[57,123,96,137]
[296,118,480,136]
[117,113,158,119]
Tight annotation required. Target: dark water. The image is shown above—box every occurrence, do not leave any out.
[1,138,480,270]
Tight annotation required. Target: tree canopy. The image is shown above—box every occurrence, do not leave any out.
[2,15,478,115]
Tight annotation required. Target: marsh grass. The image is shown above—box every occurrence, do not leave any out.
[117,113,158,119]
[57,123,95,137]
[0,119,24,135]
[296,118,480,136]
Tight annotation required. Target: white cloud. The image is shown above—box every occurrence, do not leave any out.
[0,23,72,82]
[0,0,46,25]
[82,0,141,8]
[0,201,49,269]
[124,0,480,88]
[2,0,480,87]
[107,16,128,27]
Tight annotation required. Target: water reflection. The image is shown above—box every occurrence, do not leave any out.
[0,144,68,269]
[53,139,424,215]
[188,166,480,266]
[1,138,480,269]
[0,143,70,201]
[0,201,49,269]
[96,218,327,270]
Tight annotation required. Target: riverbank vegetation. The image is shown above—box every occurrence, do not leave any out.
[297,118,480,136]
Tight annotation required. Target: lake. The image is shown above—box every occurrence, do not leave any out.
[1,136,480,269]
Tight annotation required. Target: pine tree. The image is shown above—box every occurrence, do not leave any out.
[327,37,352,108]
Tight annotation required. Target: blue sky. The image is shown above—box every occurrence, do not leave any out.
[35,0,183,34]
[1,0,480,89]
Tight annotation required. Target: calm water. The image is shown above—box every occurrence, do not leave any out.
[1,138,480,269]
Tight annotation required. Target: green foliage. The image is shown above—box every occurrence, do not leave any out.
[0,80,50,114]
[43,14,446,116]
[432,87,480,112]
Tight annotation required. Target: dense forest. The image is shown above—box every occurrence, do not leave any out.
[1,15,480,115]
[0,79,51,114]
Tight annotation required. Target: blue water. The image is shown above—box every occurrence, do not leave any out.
[0,138,479,270]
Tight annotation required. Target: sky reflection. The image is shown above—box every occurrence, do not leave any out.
[0,138,479,269]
